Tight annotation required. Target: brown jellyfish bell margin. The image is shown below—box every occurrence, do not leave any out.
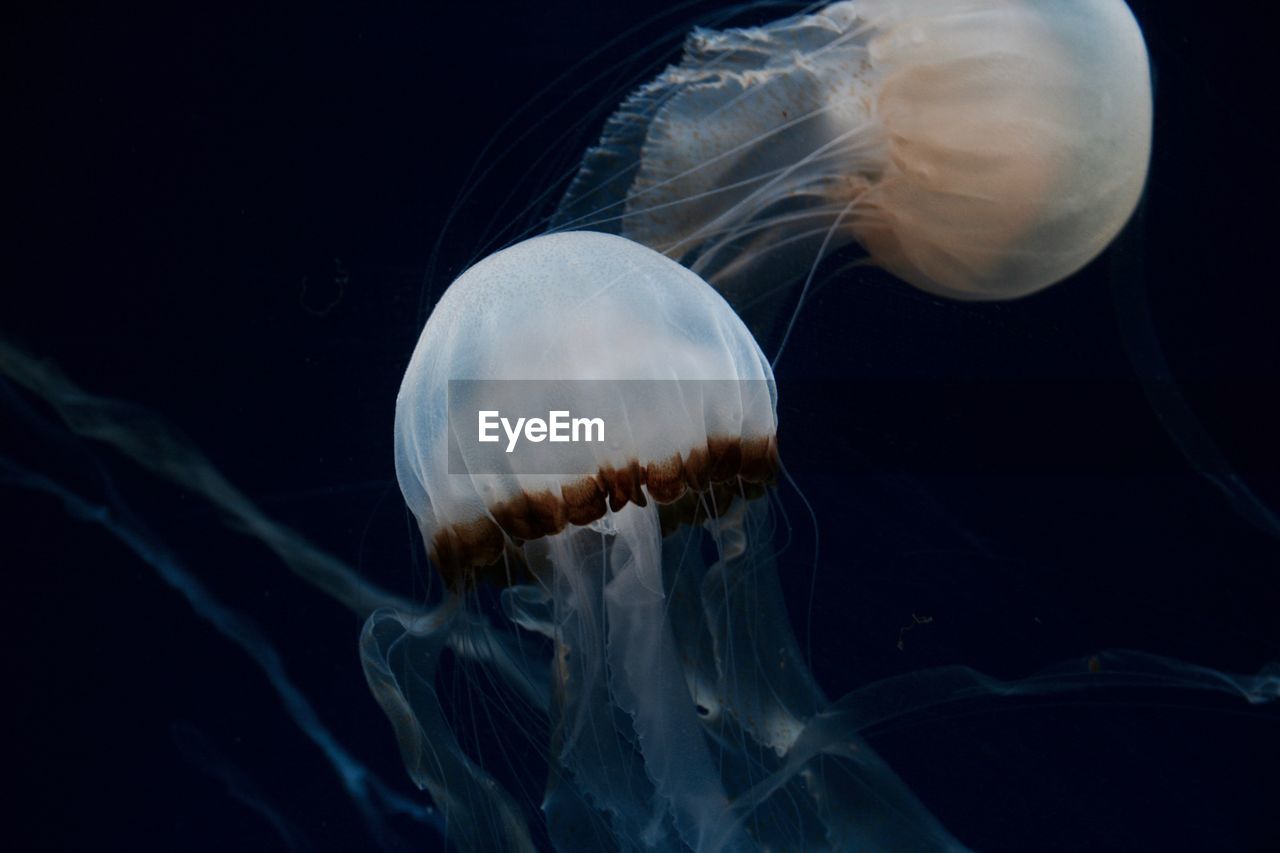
[427,434,779,589]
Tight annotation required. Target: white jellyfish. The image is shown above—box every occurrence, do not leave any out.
[355,230,1278,853]
[553,0,1153,337]
[366,230,968,851]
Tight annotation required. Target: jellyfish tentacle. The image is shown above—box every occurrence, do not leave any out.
[604,502,754,853]
[359,604,539,853]
[696,498,969,851]
[0,337,416,618]
[0,410,441,850]
[536,531,665,846]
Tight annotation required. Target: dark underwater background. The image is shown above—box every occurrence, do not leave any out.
[5,1,1278,850]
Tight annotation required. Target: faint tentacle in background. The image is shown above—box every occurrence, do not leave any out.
[1109,210,1280,540]
[0,337,418,616]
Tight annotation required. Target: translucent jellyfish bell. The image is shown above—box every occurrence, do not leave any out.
[374,231,967,851]
[392,230,779,587]
[554,0,1152,312]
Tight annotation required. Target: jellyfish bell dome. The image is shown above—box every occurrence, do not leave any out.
[854,0,1152,298]
[555,0,1152,308]
[394,230,779,586]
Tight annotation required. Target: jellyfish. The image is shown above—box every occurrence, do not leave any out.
[552,0,1153,340]
[550,0,1276,542]
[366,229,967,851]
[355,230,1278,852]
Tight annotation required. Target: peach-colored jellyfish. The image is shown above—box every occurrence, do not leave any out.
[363,231,967,851]
[553,0,1153,334]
